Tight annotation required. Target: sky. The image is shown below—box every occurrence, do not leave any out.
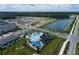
[0,4,79,12]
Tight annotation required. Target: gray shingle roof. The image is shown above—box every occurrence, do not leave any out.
[0,20,17,35]
[0,33,19,46]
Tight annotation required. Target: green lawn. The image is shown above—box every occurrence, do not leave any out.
[76,42,79,55]
[39,36,65,55]
[0,37,35,55]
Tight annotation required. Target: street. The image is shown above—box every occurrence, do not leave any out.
[67,16,79,55]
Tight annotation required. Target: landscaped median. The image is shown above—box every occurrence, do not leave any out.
[76,42,79,55]
[65,17,76,34]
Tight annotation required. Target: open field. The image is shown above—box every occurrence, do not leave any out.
[39,35,65,55]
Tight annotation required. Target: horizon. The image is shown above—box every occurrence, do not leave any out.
[0,4,79,12]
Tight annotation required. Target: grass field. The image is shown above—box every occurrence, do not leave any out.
[76,42,79,55]
[0,37,35,55]
[39,36,65,55]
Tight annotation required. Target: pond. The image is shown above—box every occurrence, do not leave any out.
[47,19,72,32]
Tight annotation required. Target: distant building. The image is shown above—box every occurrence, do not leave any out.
[0,33,19,49]
[16,16,40,28]
[0,20,17,35]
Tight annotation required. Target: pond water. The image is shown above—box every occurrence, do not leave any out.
[47,19,72,31]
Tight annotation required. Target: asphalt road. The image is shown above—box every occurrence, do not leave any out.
[67,16,79,55]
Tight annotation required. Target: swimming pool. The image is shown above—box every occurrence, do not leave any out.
[29,32,43,47]
[30,32,43,42]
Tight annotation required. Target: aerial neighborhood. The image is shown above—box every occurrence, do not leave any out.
[0,5,79,55]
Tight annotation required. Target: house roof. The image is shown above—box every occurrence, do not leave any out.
[0,33,19,46]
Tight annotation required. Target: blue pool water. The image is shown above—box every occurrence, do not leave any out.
[47,19,72,31]
[30,32,43,41]
[30,32,43,47]
[32,41,41,47]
